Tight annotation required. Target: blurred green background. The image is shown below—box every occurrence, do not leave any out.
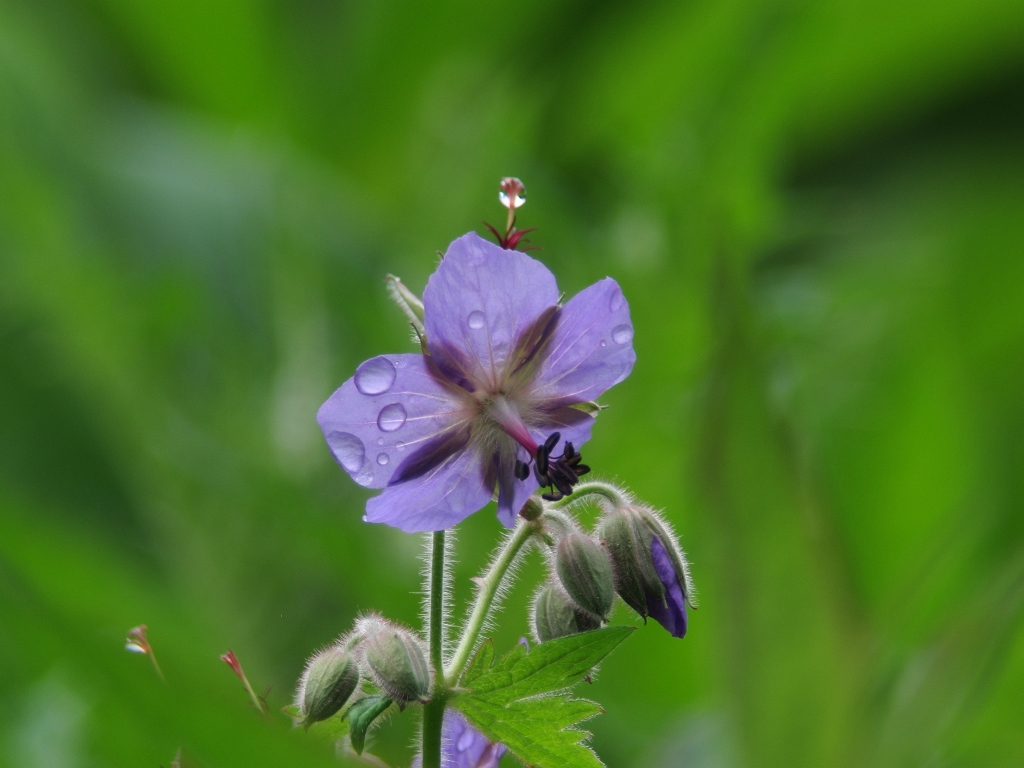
[1,0,1023,766]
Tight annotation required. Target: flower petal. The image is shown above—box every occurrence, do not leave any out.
[530,277,636,405]
[495,446,538,527]
[647,537,688,638]
[423,233,559,393]
[445,710,506,768]
[317,354,472,490]
[412,711,505,768]
[364,445,495,532]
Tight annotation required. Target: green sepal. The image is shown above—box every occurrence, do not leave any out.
[569,401,606,416]
[555,533,616,620]
[532,583,601,643]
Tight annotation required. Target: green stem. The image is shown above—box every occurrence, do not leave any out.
[422,530,447,768]
[550,480,629,510]
[429,531,446,676]
[445,518,539,684]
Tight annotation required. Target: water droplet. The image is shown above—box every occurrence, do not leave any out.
[377,452,390,466]
[611,324,633,345]
[355,463,375,484]
[600,339,607,347]
[354,356,396,395]
[377,437,384,446]
[377,403,407,432]
[468,310,486,330]
[396,441,406,451]
[609,288,625,312]
[329,432,365,473]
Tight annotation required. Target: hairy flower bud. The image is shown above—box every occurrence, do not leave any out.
[599,507,664,617]
[361,621,431,706]
[540,508,577,542]
[519,496,544,521]
[599,505,694,638]
[555,532,616,620]
[297,647,360,727]
[531,583,601,643]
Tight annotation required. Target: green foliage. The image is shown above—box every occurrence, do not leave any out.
[345,695,393,755]
[0,0,1022,766]
[460,639,496,687]
[454,628,633,767]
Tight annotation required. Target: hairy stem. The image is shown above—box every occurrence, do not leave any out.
[422,531,447,768]
[445,518,540,684]
[551,480,629,510]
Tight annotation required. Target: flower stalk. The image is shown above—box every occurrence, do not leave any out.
[422,530,448,768]
[445,517,541,684]
[550,480,630,511]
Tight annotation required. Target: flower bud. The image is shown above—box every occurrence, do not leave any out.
[361,622,431,706]
[297,647,360,727]
[531,583,601,643]
[598,507,663,618]
[519,496,544,521]
[554,532,616,620]
[599,505,693,639]
[540,508,576,542]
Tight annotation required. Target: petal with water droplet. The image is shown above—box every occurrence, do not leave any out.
[529,277,636,406]
[423,233,558,393]
[318,354,471,489]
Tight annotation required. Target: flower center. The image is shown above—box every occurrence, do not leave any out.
[483,397,591,502]
[484,396,538,454]
[514,433,591,502]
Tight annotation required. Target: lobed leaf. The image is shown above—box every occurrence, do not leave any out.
[454,627,633,768]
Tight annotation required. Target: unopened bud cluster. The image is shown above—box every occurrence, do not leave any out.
[533,484,694,642]
[297,647,360,727]
[295,613,431,727]
[358,616,431,706]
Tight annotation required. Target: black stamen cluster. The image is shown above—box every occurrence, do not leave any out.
[514,432,590,502]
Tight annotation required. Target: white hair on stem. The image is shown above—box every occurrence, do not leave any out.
[418,529,456,660]
[449,525,534,668]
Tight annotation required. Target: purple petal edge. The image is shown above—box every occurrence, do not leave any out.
[647,536,688,639]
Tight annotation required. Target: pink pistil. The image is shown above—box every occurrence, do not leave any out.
[487,396,538,455]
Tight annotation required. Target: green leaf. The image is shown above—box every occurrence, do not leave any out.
[344,695,392,755]
[461,639,495,687]
[454,627,633,768]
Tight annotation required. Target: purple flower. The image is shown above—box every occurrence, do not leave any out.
[411,711,506,768]
[646,536,688,639]
[318,232,635,532]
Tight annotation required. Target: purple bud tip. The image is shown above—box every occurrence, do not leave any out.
[646,537,688,638]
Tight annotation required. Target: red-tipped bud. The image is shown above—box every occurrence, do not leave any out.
[220,650,244,679]
[499,177,526,209]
